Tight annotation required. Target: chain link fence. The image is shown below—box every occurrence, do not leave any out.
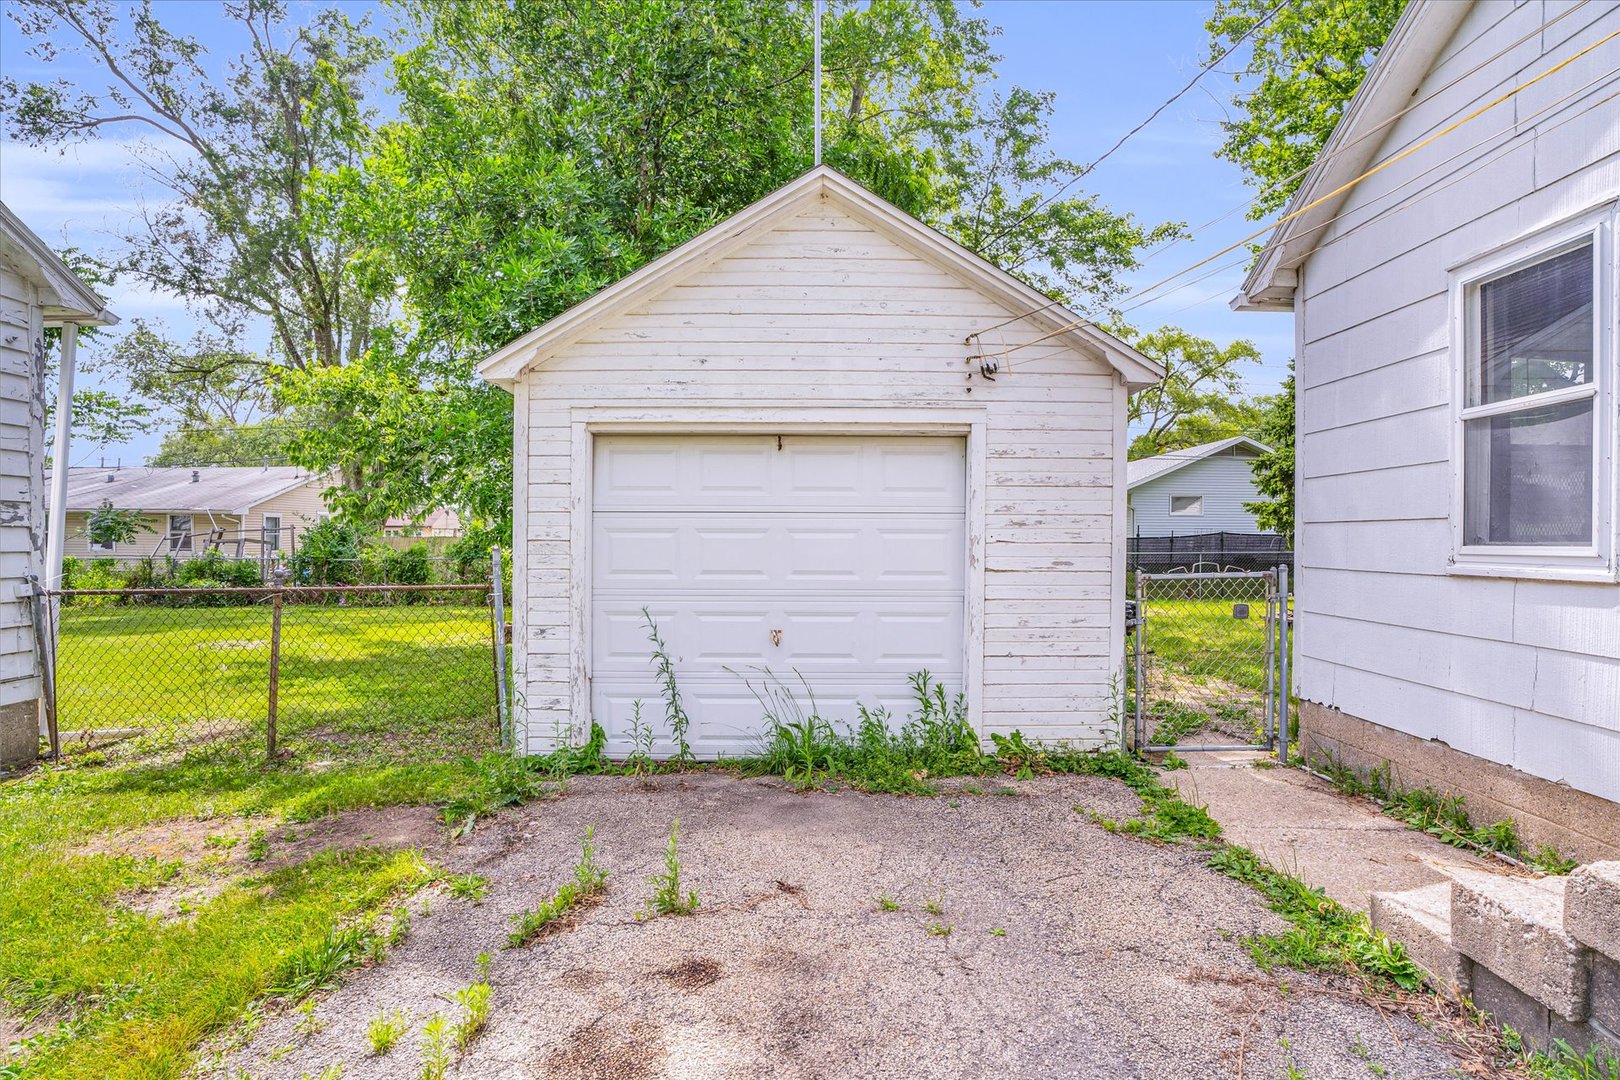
[37,579,509,764]
[1131,567,1290,757]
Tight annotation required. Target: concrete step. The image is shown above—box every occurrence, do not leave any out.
[1369,881,1472,996]
[1449,867,1588,1022]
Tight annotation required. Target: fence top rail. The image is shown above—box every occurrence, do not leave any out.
[45,582,493,598]
[1138,570,1275,582]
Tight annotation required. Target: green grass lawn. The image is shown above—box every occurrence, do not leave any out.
[56,603,499,761]
[1136,593,1282,741]
[0,750,531,1079]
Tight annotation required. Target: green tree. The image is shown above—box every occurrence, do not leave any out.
[81,502,154,547]
[147,418,298,467]
[286,0,1182,529]
[1245,370,1295,540]
[1123,326,1263,458]
[1206,0,1406,219]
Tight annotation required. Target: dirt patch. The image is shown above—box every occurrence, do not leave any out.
[88,806,446,922]
[656,956,722,991]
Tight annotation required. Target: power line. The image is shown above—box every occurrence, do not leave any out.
[968,27,1620,365]
[970,1,1597,340]
[977,0,1296,263]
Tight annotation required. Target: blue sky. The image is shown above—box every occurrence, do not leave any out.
[0,0,1294,466]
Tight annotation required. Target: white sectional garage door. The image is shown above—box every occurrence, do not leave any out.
[590,434,966,758]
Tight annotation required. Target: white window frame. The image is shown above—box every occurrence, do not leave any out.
[168,513,194,553]
[1448,203,1617,582]
[1169,494,1204,517]
[89,534,115,554]
[262,514,282,552]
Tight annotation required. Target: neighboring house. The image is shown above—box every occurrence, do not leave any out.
[478,165,1162,758]
[1234,0,1620,857]
[44,466,333,563]
[382,508,462,538]
[0,203,117,765]
[1126,437,1273,537]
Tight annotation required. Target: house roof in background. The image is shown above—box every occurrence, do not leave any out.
[1127,437,1272,489]
[0,201,119,327]
[476,165,1166,390]
[1230,0,1473,311]
[43,466,324,514]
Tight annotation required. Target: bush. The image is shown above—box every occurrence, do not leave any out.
[59,556,82,591]
[123,557,172,590]
[444,523,505,583]
[62,558,127,606]
[360,543,432,586]
[290,519,363,585]
[174,551,262,588]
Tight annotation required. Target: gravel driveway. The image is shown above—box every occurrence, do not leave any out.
[218,771,1462,1079]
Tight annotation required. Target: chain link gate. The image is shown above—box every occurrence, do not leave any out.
[1129,565,1291,761]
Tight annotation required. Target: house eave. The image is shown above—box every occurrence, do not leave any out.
[0,201,119,327]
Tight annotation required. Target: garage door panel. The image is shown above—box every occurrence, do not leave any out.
[592,600,962,674]
[590,434,967,758]
[591,675,963,759]
[594,435,965,512]
[593,514,965,593]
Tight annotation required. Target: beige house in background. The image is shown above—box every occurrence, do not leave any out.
[45,466,334,562]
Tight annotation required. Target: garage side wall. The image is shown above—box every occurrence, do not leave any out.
[514,195,1125,755]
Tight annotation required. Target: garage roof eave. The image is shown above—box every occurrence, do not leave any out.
[475,165,1166,389]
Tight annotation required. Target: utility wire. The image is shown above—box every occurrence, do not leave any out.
[971,0,1597,340]
[978,0,1296,262]
[968,27,1620,365]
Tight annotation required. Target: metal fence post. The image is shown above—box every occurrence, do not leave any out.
[1277,562,1291,767]
[1133,571,1146,751]
[267,585,282,757]
[490,546,511,750]
[27,576,59,759]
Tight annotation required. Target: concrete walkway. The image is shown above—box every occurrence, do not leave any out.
[1167,747,1508,910]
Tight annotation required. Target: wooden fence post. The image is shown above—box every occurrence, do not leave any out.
[267,586,282,757]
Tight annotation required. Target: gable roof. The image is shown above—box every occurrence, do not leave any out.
[1127,437,1271,489]
[1231,0,1474,312]
[476,165,1164,389]
[0,201,119,327]
[44,466,326,515]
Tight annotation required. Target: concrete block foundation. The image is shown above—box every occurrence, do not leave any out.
[0,698,38,768]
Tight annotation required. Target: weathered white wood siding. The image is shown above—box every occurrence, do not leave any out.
[0,261,44,709]
[514,194,1128,753]
[1129,448,1268,537]
[1295,0,1620,801]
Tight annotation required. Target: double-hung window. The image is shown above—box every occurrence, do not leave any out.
[1452,207,1615,579]
[168,513,194,553]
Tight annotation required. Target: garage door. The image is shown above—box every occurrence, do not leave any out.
[590,434,966,758]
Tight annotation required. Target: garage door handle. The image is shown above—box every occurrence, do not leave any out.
[770,629,783,646]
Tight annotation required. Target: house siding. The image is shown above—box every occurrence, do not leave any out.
[58,477,331,563]
[0,258,44,712]
[1128,449,1267,537]
[1295,0,1620,803]
[514,194,1128,755]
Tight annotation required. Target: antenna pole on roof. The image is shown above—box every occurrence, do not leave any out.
[813,0,822,166]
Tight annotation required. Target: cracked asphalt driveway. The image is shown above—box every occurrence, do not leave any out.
[218,771,1462,1079]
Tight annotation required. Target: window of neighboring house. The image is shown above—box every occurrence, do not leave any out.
[89,532,114,553]
[168,514,194,553]
[262,514,282,552]
[1170,495,1204,516]
[1452,206,1615,578]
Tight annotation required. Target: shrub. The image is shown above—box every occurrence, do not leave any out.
[444,522,505,583]
[360,543,432,586]
[290,519,363,585]
[174,551,262,588]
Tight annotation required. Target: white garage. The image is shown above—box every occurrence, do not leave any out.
[477,166,1162,758]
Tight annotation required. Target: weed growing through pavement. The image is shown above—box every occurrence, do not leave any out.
[505,827,609,948]
[926,922,953,937]
[293,998,324,1037]
[442,873,489,903]
[875,893,900,912]
[452,980,491,1050]
[643,609,694,764]
[643,819,699,918]
[922,892,944,917]
[419,1014,451,1080]
[366,1009,407,1055]
[303,1064,343,1080]
[990,927,1007,937]
[626,698,655,778]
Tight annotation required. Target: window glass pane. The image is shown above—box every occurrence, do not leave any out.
[1463,397,1593,546]
[1170,495,1203,515]
[1471,243,1593,406]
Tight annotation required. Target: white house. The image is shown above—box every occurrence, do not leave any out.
[1234,0,1620,857]
[1126,436,1273,537]
[478,166,1162,759]
[0,203,117,765]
